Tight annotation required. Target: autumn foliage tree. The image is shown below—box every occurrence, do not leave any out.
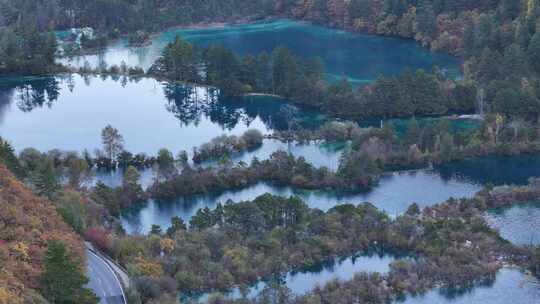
[0,163,86,302]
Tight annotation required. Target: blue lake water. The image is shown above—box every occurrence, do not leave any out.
[397,268,540,304]
[0,75,325,154]
[122,154,540,234]
[485,201,540,246]
[191,250,399,302]
[1,75,539,242]
[60,20,460,85]
[121,170,482,234]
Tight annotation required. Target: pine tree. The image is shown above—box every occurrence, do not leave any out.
[167,216,187,236]
[528,32,540,73]
[415,0,437,40]
[33,160,60,199]
[0,137,25,178]
[40,240,98,304]
[101,124,124,163]
[121,165,144,206]
[92,181,120,215]
[462,19,476,58]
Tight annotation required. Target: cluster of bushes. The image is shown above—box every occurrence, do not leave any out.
[150,150,381,200]
[76,61,145,78]
[90,167,146,216]
[0,138,149,217]
[0,0,276,34]
[193,129,264,163]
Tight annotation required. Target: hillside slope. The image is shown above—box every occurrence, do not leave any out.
[0,163,84,303]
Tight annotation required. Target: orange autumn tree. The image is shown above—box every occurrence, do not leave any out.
[0,163,85,302]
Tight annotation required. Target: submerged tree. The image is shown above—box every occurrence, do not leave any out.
[121,165,145,206]
[101,124,124,162]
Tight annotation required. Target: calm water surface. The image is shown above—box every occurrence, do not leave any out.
[436,155,540,185]
[485,201,540,246]
[121,170,482,234]
[191,250,399,302]
[94,139,346,189]
[397,268,540,304]
[60,20,460,85]
[0,75,325,154]
[122,154,540,234]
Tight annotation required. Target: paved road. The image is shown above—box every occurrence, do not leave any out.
[86,249,126,304]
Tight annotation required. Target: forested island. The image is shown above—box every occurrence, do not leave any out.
[2,1,540,304]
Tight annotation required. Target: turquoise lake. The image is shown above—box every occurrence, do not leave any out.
[60,20,460,85]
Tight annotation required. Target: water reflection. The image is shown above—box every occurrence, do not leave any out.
[121,170,482,234]
[485,202,540,246]
[396,268,540,304]
[121,153,540,235]
[191,249,402,302]
[436,155,540,186]
[59,19,460,86]
[0,75,324,153]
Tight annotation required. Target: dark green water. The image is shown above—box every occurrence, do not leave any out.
[60,20,460,85]
[436,155,540,185]
[359,116,481,135]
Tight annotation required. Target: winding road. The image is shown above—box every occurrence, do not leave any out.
[86,248,127,304]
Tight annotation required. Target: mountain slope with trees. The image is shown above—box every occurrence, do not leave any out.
[0,163,95,303]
